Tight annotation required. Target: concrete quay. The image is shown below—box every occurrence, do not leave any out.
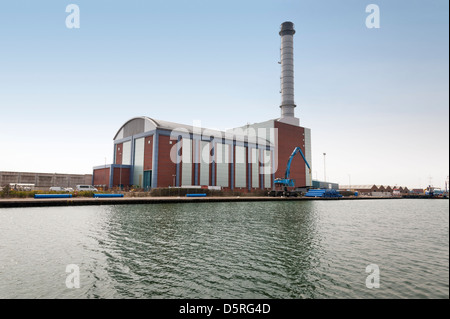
[0,196,401,208]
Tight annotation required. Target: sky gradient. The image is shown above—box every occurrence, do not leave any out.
[0,0,448,189]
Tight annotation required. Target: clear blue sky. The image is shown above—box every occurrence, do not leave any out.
[0,0,448,189]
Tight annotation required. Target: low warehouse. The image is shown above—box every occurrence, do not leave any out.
[339,185,410,196]
[0,171,92,191]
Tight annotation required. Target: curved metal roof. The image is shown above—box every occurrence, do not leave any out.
[114,116,273,145]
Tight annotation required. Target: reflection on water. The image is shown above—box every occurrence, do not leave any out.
[98,202,322,298]
[0,200,448,298]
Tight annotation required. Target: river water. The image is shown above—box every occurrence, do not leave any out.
[0,199,448,299]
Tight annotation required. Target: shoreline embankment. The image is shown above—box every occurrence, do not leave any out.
[0,196,412,208]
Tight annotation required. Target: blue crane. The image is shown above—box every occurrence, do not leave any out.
[274,146,311,188]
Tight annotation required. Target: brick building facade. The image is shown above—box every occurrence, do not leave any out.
[93,117,312,191]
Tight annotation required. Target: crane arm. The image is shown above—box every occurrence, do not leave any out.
[285,146,311,179]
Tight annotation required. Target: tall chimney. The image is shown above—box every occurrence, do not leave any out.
[279,21,299,126]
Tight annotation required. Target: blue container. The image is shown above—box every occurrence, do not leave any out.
[305,189,342,198]
[305,189,326,197]
[186,193,207,197]
[93,194,124,198]
[34,194,72,199]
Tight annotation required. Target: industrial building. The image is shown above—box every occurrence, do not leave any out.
[93,22,312,191]
[0,171,92,191]
[312,180,339,190]
[338,185,410,196]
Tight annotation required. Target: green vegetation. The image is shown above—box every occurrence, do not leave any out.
[147,188,268,197]
[0,185,268,198]
[0,185,41,198]
[0,185,107,198]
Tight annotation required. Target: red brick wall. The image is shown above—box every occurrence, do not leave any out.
[112,167,130,187]
[144,136,153,171]
[157,135,177,187]
[274,121,306,187]
[115,143,123,165]
[93,168,110,186]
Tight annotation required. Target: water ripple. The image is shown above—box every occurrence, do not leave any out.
[0,199,448,298]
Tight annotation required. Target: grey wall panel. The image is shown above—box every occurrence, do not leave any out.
[263,150,272,188]
[304,128,312,187]
[133,138,144,187]
[233,120,275,147]
[235,146,246,187]
[181,138,192,186]
[200,141,209,185]
[251,148,259,188]
[123,118,145,138]
[122,141,131,165]
[216,143,229,187]
[115,128,124,140]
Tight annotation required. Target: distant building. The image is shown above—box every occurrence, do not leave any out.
[0,171,92,191]
[339,184,410,197]
[339,185,378,195]
[312,180,339,190]
[397,186,409,194]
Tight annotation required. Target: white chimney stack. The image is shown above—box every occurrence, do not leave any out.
[278,21,300,126]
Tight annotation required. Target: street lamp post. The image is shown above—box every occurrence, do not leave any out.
[323,153,327,182]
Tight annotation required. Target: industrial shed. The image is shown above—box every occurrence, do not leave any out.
[0,171,92,190]
[339,185,410,196]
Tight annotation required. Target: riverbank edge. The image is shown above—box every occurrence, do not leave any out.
[0,196,405,208]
